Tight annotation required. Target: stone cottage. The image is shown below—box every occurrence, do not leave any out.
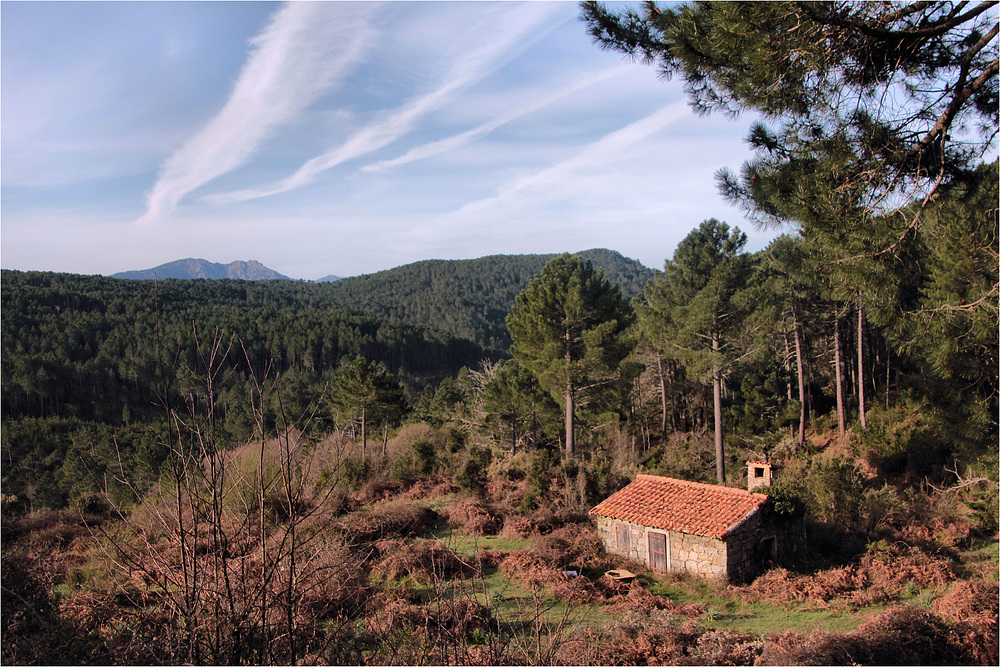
[590,466,793,583]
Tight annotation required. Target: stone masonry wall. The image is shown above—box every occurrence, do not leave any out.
[725,508,767,583]
[593,516,648,564]
[668,530,727,580]
[593,516,729,581]
[595,504,799,584]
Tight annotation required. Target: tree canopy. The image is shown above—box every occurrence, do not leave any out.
[583,1,997,234]
[506,254,635,457]
[637,219,752,482]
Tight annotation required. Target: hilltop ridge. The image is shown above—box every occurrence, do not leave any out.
[112,258,291,281]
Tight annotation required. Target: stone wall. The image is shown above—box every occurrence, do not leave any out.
[593,516,648,564]
[667,530,728,580]
[593,502,804,584]
[593,516,729,581]
[725,507,767,583]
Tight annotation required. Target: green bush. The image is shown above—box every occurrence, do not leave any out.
[411,438,438,475]
[389,436,440,481]
[761,480,805,521]
[852,405,949,477]
[802,456,865,526]
[455,446,491,497]
[966,482,1000,536]
[858,484,903,533]
[319,454,370,492]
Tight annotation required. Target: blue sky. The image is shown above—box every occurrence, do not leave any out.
[2,1,779,279]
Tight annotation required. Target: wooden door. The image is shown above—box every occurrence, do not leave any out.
[649,532,667,572]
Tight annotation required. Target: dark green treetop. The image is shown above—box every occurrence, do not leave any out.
[637,219,752,482]
[328,356,407,454]
[582,1,998,237]
[506,254,636,456]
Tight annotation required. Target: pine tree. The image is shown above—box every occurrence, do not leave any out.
[583,3,998,389]
[328,356,406,456]
[583,1,997,236]
[637,220,752,483]
[476,358,559,455]
[506,254,635,457]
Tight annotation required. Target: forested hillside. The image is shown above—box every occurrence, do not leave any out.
[317,248,654,351]
[0,271,489,510]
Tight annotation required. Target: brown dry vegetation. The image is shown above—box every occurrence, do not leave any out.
[3,423,998,666]
[738,543,958,608]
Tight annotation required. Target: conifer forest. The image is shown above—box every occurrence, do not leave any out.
[3,2,998,665]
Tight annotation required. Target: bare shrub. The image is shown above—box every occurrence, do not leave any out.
[859,543,957,591]
[500,513,535,537]
[688,629,764,665]
[604,582,667,613]
[527,534,575,569]
[757,605,965,666]
[425,598,495,636]
[555,608,698,665]
[499,551,566,590]
[894,485,978,548]
[933,580,999,625]
[397,477,460,502]
[4,510,98,548]
[362,589,498,665]
[932,580,1000,664]
[740,543,957,607]
[550,575,603,605]
[737,567,834,605]
[547,522,613,568]
[295,537,373,622]
[475,548,512,570]
[444,497,503,535]
[362,591,422,637]
[486,477,532,515]
[604,583,706,617]
[524,506,590,535]
[335,501,440,543]
[353,477,409,505]
[373,539,475,581]
[2,549,111,665]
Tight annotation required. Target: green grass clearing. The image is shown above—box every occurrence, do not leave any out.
[701,599,885,634]
[431,529,533,557]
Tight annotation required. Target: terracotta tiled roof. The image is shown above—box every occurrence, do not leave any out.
[589,474,769,540]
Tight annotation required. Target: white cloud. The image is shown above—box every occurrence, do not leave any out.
[362,64,632,173]
[204,2,567,205]
[137,2,376,225]
[447,101,693,223]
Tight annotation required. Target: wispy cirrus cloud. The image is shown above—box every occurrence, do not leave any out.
[450,100,693,221]
[137,2,375,225]
[362,64,632,173]
[204,2,566,205]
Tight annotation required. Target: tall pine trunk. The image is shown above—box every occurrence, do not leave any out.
[857,294,867,430]
[565,380,575,457]
[360,404,367,457]
[657,355,669,441]
[565,344,575,457]
[783,333,795,439]
[792,309,806,447]
[712,332,725,484]
[834,317,846,439]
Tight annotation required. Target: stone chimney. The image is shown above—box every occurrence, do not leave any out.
[747,461,773,492]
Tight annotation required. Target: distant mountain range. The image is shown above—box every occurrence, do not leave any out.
[112,259,291,281]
